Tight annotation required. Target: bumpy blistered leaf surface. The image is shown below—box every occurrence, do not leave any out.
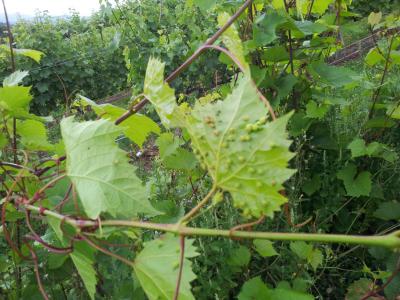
[61,117,159,219]
[133,234,199,300]
[184,76,295,218]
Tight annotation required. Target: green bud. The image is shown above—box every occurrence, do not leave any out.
[258,116,268,125]
[238,156,245,162]
[240,135,251,142]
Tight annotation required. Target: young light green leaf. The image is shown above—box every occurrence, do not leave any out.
[3,71,29,87]
[77,96,160,147]
[144,58,177,127]
[337,164,371,197]
[184,76,295,218]
[60,117,159,219]
[368,12,382,26]
[365,48,385,66]
[0,85,44,121]
[133,234,199,300]
[253,240,278,257]
[13,48,45,63]
[238,277,270,300]
[218,12,249,72]
[17,119,54,151]
[47,217,97,300]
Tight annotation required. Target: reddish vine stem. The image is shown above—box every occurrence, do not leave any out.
[79,234,134,267]
[368,35,395,119]
[55,183,73,212]
[25,210,73,254]
[25,243,50,300]
[360,257,400,300]
[1,173,31,260]
[114,0,254,125]
[229,215,265,240]
[173,235,186,300]
[30,174,67,205]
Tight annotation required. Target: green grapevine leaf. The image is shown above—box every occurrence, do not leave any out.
[306,100,329,119]
[308,61,358,87]
[337,164,371,197]
[374,202,400,221]
[253,240,278,257]
[13,48,45,63]
[270,287,314,300]
[133,234,199,300]
[312,0,334,14]
[17,120,54,151]
[77,96,160,147]
[156,132,180,159]
[368,12,382,26]
[290,241,323,271]
[60,117,159,219]
[156,133,197,170]
[0,85,44,121]
[227,245,251,267]
[253,11,287,47]
[144,58,177,127]
[184,76,295,218]
[47,217,97,299]
[238,277,314,300]
[365,48,385,66]
[3,71,29,87]
[347,138,397,163]
[238,277,270,300]
[302,175,321,196]
[218,12,249,72]
[0,132,7,149]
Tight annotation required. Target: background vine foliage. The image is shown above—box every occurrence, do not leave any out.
[1,0,400,299]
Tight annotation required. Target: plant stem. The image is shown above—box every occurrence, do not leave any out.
[178,186,217,225]
[24,205,400,249]
[368,35,395,119]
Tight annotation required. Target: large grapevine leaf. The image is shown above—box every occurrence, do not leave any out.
[184,76,295,218]
[47,217,97,300]
[144,58,176,127]
[77,96,160,147]
[133,234,199,300]
[60,117,159,219]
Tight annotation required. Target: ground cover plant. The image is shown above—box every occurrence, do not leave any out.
[1,0,400,299]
